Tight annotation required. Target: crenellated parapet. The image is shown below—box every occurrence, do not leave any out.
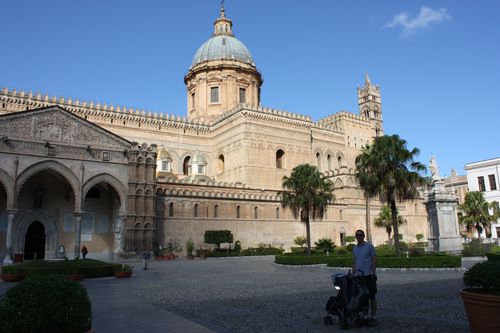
[0,86,213,133]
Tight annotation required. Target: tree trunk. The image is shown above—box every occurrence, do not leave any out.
[305,216,312,256]
[391,200,401,257]
[365,195,372,243]
[386,226,392,245]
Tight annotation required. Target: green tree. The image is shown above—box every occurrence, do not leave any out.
[355,135,426,257]
[459,192,500,240]
[279,164,334,256]
[374,205,406,245]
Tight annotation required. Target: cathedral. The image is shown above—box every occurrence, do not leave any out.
[0,5,428,262]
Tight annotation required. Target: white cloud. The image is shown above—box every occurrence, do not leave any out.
[384,7,451,37]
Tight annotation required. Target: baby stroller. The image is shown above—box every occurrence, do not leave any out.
[324,271,370,329]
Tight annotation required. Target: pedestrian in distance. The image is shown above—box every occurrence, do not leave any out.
[81,245,88,259]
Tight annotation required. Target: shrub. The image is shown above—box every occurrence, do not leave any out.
[115,264,134,272]
[346,244,355,252]
[314,238,335,253]
[1,265,18,274]
[275,255,330,265]
[13,259,120,278]
[335,247,348,255]
[327,255,461,268]
[344,236,355,243]
[463,261,500,295]
[415,233,424,242]
[293,236,307,248]
[408,247,425,257]
[486,252,500,262]
[186,239,195,256]
[462,240,486,257]
[242,244,284,256]
[204,230,233,249]
[0,275,92,332]
[233,240,242,253]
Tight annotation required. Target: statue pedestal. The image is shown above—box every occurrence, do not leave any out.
[424,180,463,254]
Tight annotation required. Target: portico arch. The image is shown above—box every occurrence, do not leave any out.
[82,174,127,215]
[15,161,81,211]
[0,169,14,209]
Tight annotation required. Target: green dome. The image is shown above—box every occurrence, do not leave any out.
[191,35,254,68]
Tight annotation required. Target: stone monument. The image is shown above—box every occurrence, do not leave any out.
[424,156,463,253]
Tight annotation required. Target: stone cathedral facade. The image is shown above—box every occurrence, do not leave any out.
[0,6,428,261]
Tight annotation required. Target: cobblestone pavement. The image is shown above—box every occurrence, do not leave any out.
[1,256,472,333]
[130,256,470,333]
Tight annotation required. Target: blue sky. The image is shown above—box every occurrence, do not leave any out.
[1,0,499,177]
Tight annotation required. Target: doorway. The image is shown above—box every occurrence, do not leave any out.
[24,221,46,260]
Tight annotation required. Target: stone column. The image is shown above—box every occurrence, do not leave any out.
[74,213,83,258]
[3,210,17,264]
[113,215,125,258]
[424,180,463,254]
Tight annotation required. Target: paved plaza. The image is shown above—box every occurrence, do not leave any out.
[1,256,474,333]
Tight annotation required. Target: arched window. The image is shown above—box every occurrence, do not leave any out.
[276,207,280,219]
[338,156,343,168]
[254,206,258,219]
[217,154,225,173]
[276,149,285,169]
[316,152,321,170]
[236,206,241,219]
[183,156,191,175]
[327,155,332,170]
[194,204,199,217]
[214,205,219,218]
[169,202,174,217]
[339,209,343,220]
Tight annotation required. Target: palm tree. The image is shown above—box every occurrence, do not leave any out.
[356,135,426,257]
[374,205,406,245]
[355,150,381,243]
[279,164,334,256]
[460,192,500,240]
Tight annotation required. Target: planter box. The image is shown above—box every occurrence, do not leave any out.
[461,288,500,333]
[114,271,132,278]
[1,273,25,282]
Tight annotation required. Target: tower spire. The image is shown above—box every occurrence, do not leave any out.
[365,72,371,86]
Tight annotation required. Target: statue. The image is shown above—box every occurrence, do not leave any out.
[429,155,441,181]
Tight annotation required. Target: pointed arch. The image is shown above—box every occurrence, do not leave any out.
[15,160,81,211]
[0,168,15,209]
[82,174,127,215]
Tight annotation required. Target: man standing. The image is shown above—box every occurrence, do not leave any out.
[352,229,377,324]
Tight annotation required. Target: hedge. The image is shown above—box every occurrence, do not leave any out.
[327,255,461,268]
[486,252,500,262]
[12,259,121,278]
[274,255,332,265]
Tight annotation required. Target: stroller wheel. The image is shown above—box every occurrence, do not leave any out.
[353,317,364,328]
[338,317,348,329]
[323,315,333,326]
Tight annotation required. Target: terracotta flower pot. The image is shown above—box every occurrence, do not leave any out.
[460,288,500,333]
[114,271,132,278]
[1,273,25,282]
[65,274,84,281]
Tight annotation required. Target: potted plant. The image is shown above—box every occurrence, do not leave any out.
[1,265,25,282]
[461,260,500,333]
[0,275,92,332]
[186,239,195,259]
[114,264,134,278]
[64,257,84,281]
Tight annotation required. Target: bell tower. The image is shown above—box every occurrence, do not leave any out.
[358,73,383,137]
